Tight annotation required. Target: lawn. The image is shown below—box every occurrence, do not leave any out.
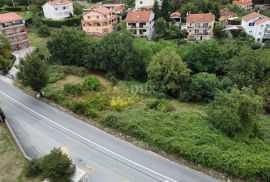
[36,65,270,181]
[0,124,39,182]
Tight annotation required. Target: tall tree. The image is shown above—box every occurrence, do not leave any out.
[160,0,170,21]
[17,52,49,92]
[153,0,160,20]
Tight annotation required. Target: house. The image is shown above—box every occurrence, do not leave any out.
[135,0,162,9]
[125,10,155,40]
[0,12,30,51]
[82,7,117,35]
[241,12,270,43]
[170,12,181,26]
[233,0,253,10]
[219,8,237,26]
[42,0,74,20]
[186,13,215,41]
[102,4,125,14]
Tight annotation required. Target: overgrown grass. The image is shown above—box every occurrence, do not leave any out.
[28,32,49,57]
[38,65,270,181]
[0,124,39,182]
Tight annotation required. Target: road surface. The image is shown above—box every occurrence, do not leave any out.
[0,80,219,182]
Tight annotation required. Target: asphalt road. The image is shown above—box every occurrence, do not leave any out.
[0,80,219,182]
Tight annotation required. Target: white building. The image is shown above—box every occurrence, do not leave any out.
[135,0,162,9]
[125,10,155,40]
[241,12,270,43]
[42,0,74,20]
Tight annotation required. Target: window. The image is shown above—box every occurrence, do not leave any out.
[140,1,142,4]
[55,8,58,11]
[97,16,99,19]
[195,23,200,28]
[62,6,66,10]
[249,22,255,26]
[260,25,264,29]
[195,29,199,34]
[203,23,208,28]
[259,32,262,35]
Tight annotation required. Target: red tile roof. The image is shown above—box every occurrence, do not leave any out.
[125,10,152,22]
[95,7,113,15]
[113,4,125,12]
[48,0,71,6]
[255,17,270,24]
[170,12,181,18]
[242,12,265,21]
[0,12,23,23]
[186,13,215,23]
[233,0,253,6]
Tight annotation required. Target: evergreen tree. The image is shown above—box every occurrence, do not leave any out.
[160,0,170,21]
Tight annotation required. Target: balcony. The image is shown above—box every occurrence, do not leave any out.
[0,23,25,30]
[6,31,27,38]
[263,32,270,38]
[10,37,29,44]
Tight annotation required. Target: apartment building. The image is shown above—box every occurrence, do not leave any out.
[135,0,162,9]
[125,10,155,40]
[82,7,117,35]
[186,13,215,41]
[233,0,253,10]
[241,12,270,43]
[0,12,29,51]
[42,0,74,20]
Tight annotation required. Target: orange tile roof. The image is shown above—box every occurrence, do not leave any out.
[0,12,23,23]
[233,0,253,6]
[113,4,125,12]
[186,13,215,23]
[255,17,270,24]
[125,10,152,22]
[242,12,265,21]
[95,7,113,15]
[170,12,181,18]
[48,0,71,6]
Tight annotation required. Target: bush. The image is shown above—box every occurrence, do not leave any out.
[41,148,76,182]
[83,76,102,91]
[0,107,5,121]
[37,25,51,37]
[68,100,86,114]
[147,99,175,112]
[110,96,138,111]
[85,95,109,111]
[64,83,82,96]
[24,159,42,177]
[42,16,81,27]
[43,86,66,104]
[48,72,66,83]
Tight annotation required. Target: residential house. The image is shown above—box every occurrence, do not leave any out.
[170,12,181,26]
[82,7,117,35]
[219,8,237,26]
[241,12,270,43]
[186,13,215,41]
[42,0,74,20]
[0,12,30,51]
[125,10,155,40]
[102,4,125,14]
[233,0,253,10]
[135,0,162,9]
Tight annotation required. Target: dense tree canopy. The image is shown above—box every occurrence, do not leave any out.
[147,47,190,97]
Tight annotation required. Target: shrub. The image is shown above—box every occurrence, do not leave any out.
[48,72,66,83]
[43,86,66,104]
[147,99,175,112]
[110,96,138,111]
[64,83,82,96]
[40,148,75,182]
[68,100,86,114]
[37,25,51,37]
[0,107,5,121]
[85,95,109,111]
[85,109,98,118]
[83,76,102,91]
[42,16,81,27]
[24,159,42,177]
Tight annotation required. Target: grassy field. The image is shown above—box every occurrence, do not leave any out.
[32,65,270,181]
[0,124,39,182]
[28,31,49,57]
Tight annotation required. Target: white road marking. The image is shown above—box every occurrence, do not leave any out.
[0,90,178,182]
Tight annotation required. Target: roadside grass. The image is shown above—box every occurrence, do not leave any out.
[28,32,49,57]
[0,124,39,182]
[17,64,270,181]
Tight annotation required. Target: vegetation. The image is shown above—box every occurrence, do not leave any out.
[0,34,13,74]
[17,51,49,92]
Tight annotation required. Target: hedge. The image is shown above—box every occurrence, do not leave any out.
[42,16,81,27]
[0,6,26,12]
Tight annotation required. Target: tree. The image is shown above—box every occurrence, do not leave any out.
[181,40,223,73]
[188,72,221,102]
[47,28,87,66]
[208,88,263,137]
[37,25,51,37]
[41,148,75,182]
[227,48,270,90]
[0,34,12,59]
[147,47,191,97]
[153,17,168,40]
[17,52,49,92]
[160,0,170,21]
[73,3,84,15]
[86,31,144,80]
[0,56,11,75]
[153,0,160,20]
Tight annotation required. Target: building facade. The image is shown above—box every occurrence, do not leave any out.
[135,0,162,9]
[82,7,117,35]
[0,12,29,51]
[241,12,270,43]
[42,0,74,20]
[186,13,215,41]
[125,10,155,40]
[170,12,181,26]
[233,0,253,10]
